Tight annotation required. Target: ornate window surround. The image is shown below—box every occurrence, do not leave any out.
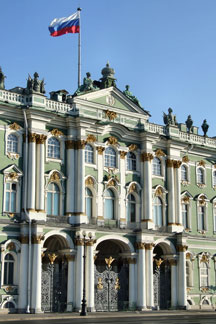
[198,252,211,290]
[104,145,119,170]
[5,125,23,160]
[126,182,141,223]
[3,165,23,215]
[212,167,216,189]
[211,197,216,233]
[0,239,21,289]
[85,176,97,222]
[181,163,190,186]
[181,191,193,231]
[103,186,119,221]
[196,194,209,233]
[196,164,206,188]
[152,185,167,228]
[152,155,165,179]
[186,252,195,288]
[84,143,95,166]
[45,170,66,216]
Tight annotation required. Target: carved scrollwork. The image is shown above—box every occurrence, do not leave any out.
[96,146,105,155]
[6,172,19,181]
[108,136,118,146]
[9,122,21,131]
[85,177,94,186]
[50,171,61,183]
[97,277,103,290]
[177,245,188,252]
[7,242,15,251]
[86,134,96,143]
[141,152,154,162]
[166,159,174,167]
[155,187,163,197]
[105,256,115,268]
[28,133,37,143]
[48,253,58,264]
[182,156,189,163]
[154,258,163,268]
[120,151,127,159]
[198,160,206,167]
[65,140,75,149]
[173,160,182,168]
[129,183,137,193]
[128,144,137,151]
[50,128,63,137]
[105,110,117,121]
[155,149,166,157]
[36,134,47,144]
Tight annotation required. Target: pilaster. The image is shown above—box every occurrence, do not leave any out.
[137,242,146,310]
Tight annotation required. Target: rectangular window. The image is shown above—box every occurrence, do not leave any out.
[214,208,216,232]
[198,206,205,231]
[182,204,188,228]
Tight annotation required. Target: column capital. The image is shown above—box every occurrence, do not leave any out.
[65,254,75,262]
[141,152,153,162]
[36,134,47,144]
[145,243,155,250]
[75,238,84,246]
[76,139,86,149]
[96,146,105,155]
[173,160,182,168]
[127,257,137,264]
[166,159,174,167]
[169,259,177,266]
[28,132,37,143]
[177,245,188,252]
[136,242,145,249]
[86,239,96,246]
[32,234,44,244]
[20,235,29,244]
[65,140,75,149]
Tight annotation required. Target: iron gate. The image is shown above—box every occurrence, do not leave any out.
[95,264,129,311]
[153,260,171,309]
[41,262,67,312]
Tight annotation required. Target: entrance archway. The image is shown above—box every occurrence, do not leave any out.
[153,243,172,310]
[41,235,69,312]
[94,239,130,311]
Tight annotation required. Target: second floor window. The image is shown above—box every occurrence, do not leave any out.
[182,204,188,229]
[127,194,136,222]
[105,147,116,168]
[198,206,205,231]
[85,144,94,164]
[47,183,60,216]
[200,262,209,287]
[85,188,93,219]
[153,197,163,226]
[152,157,161,176]
[5,183,17,213]
[7,134,18,153]
[48,137,60,159]
[181,165,187,181]
[197,168,204,184]
[104,189,115,220]
[213,171,216,186]
[3,253,14,285]
[127,152,136,171]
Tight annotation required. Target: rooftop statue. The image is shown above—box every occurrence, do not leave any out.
[74,72,99,96]
[0,67,6,90]
[26,72,46,94]
[185,115,193,133]
[123,85,141,107]
[201,119,209,137]
[163,107,178,126]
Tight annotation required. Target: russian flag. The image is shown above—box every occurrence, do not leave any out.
[48,12,80,37]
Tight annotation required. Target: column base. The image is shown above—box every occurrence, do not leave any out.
[66,303,73,312]
[87,307,96,312]
[137,306,147,311]
[141,219,154,230]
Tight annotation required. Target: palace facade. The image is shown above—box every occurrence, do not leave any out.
[0,63,216,313]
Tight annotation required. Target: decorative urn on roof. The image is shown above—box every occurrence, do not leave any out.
[100,62,116,89]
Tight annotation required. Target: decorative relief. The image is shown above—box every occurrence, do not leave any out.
[97,277,103,290]
[155,149,166,157]
[7,153,19,160]
[50,171,61,183]
[65,140,75,149]
[76,140,86,149]
[177,245,188,252]
[75,238,84,246]
[199,195,206,206]
[107,179,117,187]
[50,128,63,137]
[182,156,189,163]
[105,256,115,268]
[86,134,96,143]
[105,110,117,121]
[106,95,115,106]
[182,196,190,203]
[48,253,58,264]
[136,242,145,249]
[108,136,118,146]
[201,287,209,293]
[166,159,174,168]
[154,258,163,268]
[114,278,120,290]
[198,160,206,167]
[200,254,210,263]
[36,134,47,144]
[214,164,216,169]
[32,234,44,244]
[85,177,94,186]
[141,152,153,162]
[4,286,14,293]
[155,187,163,197]
[120,151,127,159]
[128,144,137,151]
[20,235,29,244]
[7,242,15,251]
[6,172,19,181]
[9,122,21,130]
[145,243,155,250]
[96,146,105,155]
[173,160,182,168]
[129,183,137,193]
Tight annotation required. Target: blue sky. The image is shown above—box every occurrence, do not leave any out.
[1,0,216,136]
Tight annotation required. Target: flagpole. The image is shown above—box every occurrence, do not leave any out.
[77,7,82,87]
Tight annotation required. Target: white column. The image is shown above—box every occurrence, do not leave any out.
[66,255,75,312]
[75,241,83,311]
[76,142,85,223]
[27,134,36,210]
[178,245,187,308]
[170,259,178,308]
[120,152,126,223]
[86,241,95,311]
[36,135,46,211]
[96,147,104,219]
[18,234,29,311]
[142,153,154,228]
[66,141,75,215]
[137,243,146,310]
[145,243,154,308]
[174,162,182,225]
[129,258,136,309]
[167,159,175,225]
[31,235,42,313]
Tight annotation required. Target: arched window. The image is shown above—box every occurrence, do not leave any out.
[85,188,93,219]
[197,168,204,184]
[152,157,161,176]
[3,254,14,285]
[47,137,60,159]
[200,262,209,287]
[105,147,116,168]
[186,260,193,288]
[85,144,94,164]
[127,194,136,222]
[181,165,187,181]
[153,197,163,226]
[213,171,216,186]
[104,189,115,220]
[5,183,17,213]
[127,152,136,171]
[47,183,60,216]
[7,134,18,153]
[182,203,188,229]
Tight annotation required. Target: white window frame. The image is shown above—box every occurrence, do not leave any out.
[103,187,119,221]
[181,191,193,230]
[181,163,190,185]
[212,168,216,188]
[196,165,206,188]
[198,253,211,289]
[104,146,118,169]
[45,170,66,216]
[213,200,216,233]
[126,152,137,171]
[5,128,23,160]
[152,186,167,229]
[152,156,165,179]
[46,134,65,164]
[196,194,209,233]
[186,252,194,288]
[85,143,95,165]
